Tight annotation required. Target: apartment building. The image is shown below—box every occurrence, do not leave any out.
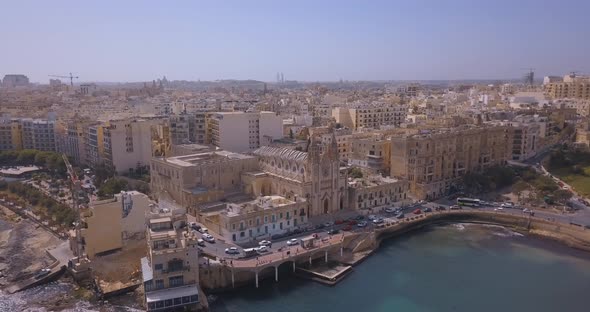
[20,118,56,151]
[390,125,511,199]
[103,118,163,174]
[509,123,541,161]
[347,175,409,211]
[2,74,29,88]
[207,111,283,153]
[348,135,392,175]
[332,105,407,130]
[168,113,207,145]
[545,74,590,100]
[141,210,200,311]
[55,120,89,165]
[84,124,104,168]
[0,118,22,151]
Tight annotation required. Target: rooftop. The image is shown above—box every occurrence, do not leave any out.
[224,195,303,217]
[159,150,254,167]
[253,146,308,162]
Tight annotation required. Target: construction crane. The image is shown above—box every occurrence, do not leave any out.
[49,73,79,87]
[62,154,83,263]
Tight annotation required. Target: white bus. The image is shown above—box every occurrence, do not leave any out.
[457,197,481,207]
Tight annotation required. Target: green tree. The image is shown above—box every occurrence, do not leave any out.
[348,167,363,179]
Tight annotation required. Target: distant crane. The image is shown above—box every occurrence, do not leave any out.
[49,73,79,87]
[62,154,83,263]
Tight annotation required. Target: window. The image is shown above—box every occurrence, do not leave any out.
[169,275,184,287]
[154,263,163,270]
[182,296,191,304]
[155,279,164,290]
[174,298,182,305]
[191,295,198,302]
[165,299,173,307]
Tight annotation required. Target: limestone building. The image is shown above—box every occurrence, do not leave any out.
[390,125,511,199]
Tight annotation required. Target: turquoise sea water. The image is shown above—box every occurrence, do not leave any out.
[210,224,590,312]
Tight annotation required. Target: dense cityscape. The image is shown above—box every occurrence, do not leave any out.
[2,1,590,312]
[1,71,590,311]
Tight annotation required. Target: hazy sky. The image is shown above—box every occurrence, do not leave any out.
[1,0,589,83]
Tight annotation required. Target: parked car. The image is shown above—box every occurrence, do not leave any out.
[342,225,353,231]
[316,223,326,229]
[287,238,299,246]
[256,245,269,253]
[328,229,340,235]
[348,220,358,226]
[413,209,422,214]
[372,218,384,224]
[435,206,446,211]
[225,247,240,254]
[396,213,405,219]
[357,221,368,227]
[198,227,209,234]
[450,205,461,210]
[494,207,504,211]
[385,207,396,213]
[335,219,345,225]
[423,207,432,213]
[197,239,205,247]
[202,234,215,243]
[523,208,530,213]
[259,240,272,247]
[501,202,513,208]
[368,215,377,221]
[190,222,201,231]
[355,215,365,220]
[35,268,51,279]
[323,221,334,227]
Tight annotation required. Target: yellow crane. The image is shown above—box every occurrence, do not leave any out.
[49,73,79,87]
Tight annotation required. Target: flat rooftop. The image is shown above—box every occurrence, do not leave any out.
[160,151,254,167]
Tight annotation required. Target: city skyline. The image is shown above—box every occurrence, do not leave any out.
[2,0,590,83]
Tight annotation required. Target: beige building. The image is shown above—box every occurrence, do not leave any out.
[150,151,259,208]
[390,125,511,199]
[141,209,200,311]
[348,176,409,211]
[348,135,392,175]
[80,191,153,259]
[103,118,163,174]
[207,111,283,153]
[332,105,407,130]
[205,195,307,243]
[545,74,590,100]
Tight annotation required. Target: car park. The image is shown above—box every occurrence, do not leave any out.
[435,206,446,211]
[343,225,353,231]
[287,238,299,246]
[355,215,365,220]
[368,215,377,221]
[225,247,240,254]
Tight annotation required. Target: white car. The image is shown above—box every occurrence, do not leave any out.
[385,207,396,213]
[372,218,384,224]
[500,203,513,208]
[357,221,368,227]
[197,239,205,247]
[259,240,272,247]
[494,207,504,211]
[202,234,215,243]
[367,215,377,221]
[287,238,299,246]
[198,227,209,234]
[225,247,240,254]
[256,245,269,253]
